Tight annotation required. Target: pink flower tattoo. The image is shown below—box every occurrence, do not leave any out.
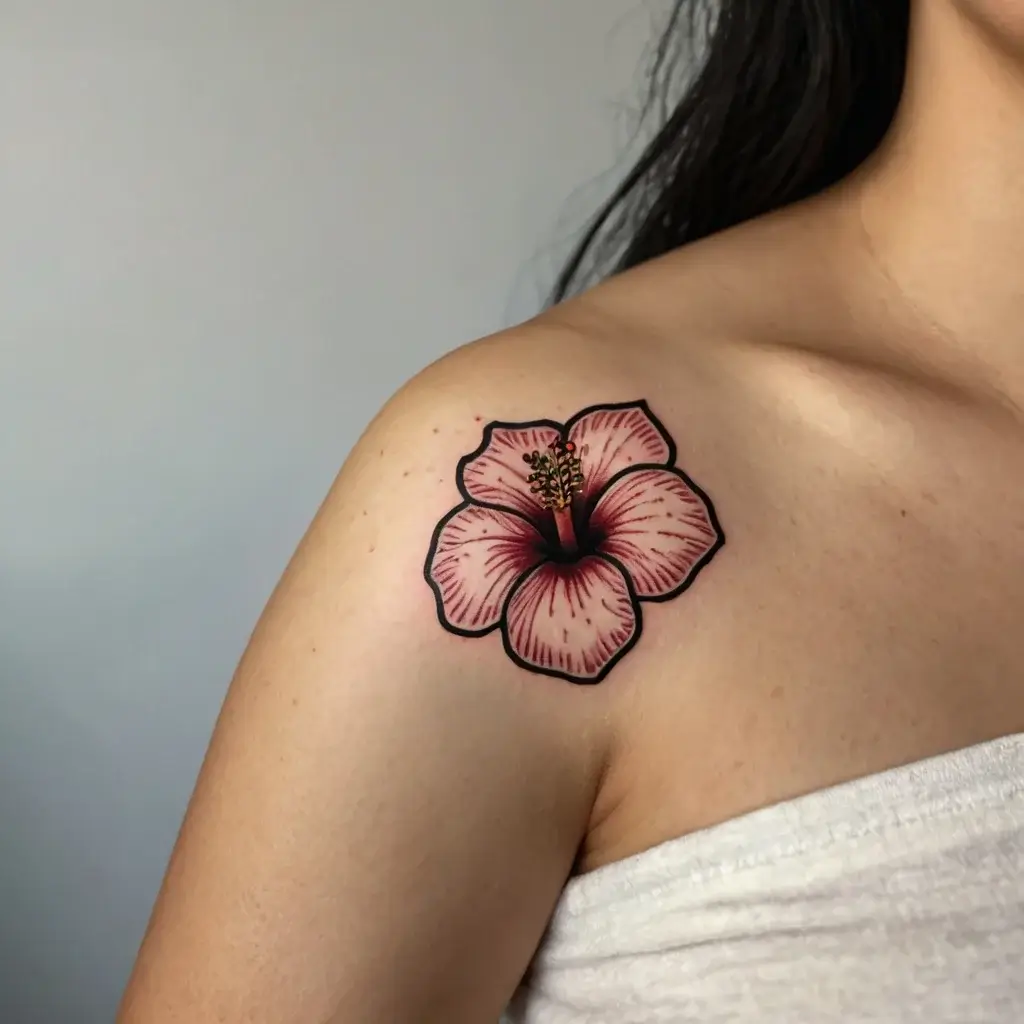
[424,401,724,684]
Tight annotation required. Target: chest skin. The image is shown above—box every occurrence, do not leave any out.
[577,346,1024,872]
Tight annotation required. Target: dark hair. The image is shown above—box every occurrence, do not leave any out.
[551,0,911,301]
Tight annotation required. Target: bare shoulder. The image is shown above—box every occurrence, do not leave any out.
[120,204,903,1022]
[119,311,738,1024]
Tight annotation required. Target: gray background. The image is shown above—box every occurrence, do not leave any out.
[0,2,659,1020]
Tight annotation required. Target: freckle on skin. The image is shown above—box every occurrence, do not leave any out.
[403,470,410,477]
[474,416,482,423]
[433,427,440,434]
[770,685,785,700]
[900,509,908,518]
[292,697,299,707]
[369,545,376,553]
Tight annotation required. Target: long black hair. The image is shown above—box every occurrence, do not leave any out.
[552,0,911,301]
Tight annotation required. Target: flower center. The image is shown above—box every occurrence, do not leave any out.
[523,439,585,554]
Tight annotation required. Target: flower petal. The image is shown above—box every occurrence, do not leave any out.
[502,556,639,683]
[591,467,722,599]
[565,402,673,504]
[459,421,563,518]
[426,504,545,635]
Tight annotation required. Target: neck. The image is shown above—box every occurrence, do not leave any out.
[845,0,1024,405]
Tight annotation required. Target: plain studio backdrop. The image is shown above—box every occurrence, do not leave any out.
[0,1,665,1021]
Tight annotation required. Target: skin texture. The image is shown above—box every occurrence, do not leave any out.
[119,2,1024,1022]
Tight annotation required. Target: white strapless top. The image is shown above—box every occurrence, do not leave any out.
[506,733,1024,1023]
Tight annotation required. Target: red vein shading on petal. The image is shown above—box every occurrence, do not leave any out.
[567,404,672,503]
[460,424,562,518]
[428,505,545,634]
[591,467,720,599]
[503,556,638,682]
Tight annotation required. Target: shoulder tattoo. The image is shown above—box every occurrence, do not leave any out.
[424,400,724,684]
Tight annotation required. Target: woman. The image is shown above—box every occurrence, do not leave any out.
[119,2,1024,1021]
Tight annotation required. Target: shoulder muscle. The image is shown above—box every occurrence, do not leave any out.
[118,320,683,1024]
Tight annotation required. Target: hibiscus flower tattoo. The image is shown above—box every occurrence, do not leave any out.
[424,401,724,684]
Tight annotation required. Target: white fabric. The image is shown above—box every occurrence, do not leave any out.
[506,733,1024,1023]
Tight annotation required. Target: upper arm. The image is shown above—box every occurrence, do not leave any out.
[117,329,619,1024]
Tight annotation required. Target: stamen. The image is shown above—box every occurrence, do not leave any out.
[522,439,585,512]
